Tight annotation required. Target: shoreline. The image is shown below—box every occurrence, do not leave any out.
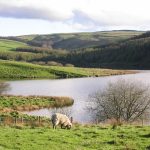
[0,95,74,113]
[0,60,138,80]
[1,70,139,81]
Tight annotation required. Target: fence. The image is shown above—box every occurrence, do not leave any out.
[0,116,50,127]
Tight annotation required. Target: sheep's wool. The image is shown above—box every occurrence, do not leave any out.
[51,113,72,129]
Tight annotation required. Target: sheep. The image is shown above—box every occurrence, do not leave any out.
[51,113,73,129]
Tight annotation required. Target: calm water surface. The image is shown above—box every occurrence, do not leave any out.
[6,71,150,123]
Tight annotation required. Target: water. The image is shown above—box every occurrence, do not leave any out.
[5,71,150,123]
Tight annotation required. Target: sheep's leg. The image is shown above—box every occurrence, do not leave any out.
[53,125,55,129]
[53,120,59,129]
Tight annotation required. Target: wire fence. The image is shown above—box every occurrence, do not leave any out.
[0,116,50,127]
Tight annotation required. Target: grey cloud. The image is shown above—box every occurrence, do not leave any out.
[70,10,105,30]
[0,2,106,27]
[0,3,67,21]
[72,9,124,27]
[72,9,150,28]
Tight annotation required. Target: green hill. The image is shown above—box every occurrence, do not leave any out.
[60,32,150,69]
[22,30,144,50]
[0,39,27,52]
[0,31,149,70]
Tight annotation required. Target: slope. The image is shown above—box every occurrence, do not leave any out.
[27,30,144,50]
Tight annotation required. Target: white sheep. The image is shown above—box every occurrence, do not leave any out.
[51,113,73,129]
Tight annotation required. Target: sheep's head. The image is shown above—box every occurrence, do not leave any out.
[67,117,73,129]
[67,123,72,129]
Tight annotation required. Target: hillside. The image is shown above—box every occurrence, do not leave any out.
[0,31,149,69]
[43,31,150,69]
[1,31,142,50]
[131,31,150,40]
[0,60,132,79]
[0,39,27,52]
[0,38,67,64]
[27,30,143,50]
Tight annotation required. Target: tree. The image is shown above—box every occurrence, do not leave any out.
[0,82,10,95]
[89,79,150,123]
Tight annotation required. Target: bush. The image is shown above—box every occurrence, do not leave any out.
[47,61,63,66]
[65,63,74,67]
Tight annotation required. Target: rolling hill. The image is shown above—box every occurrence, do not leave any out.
[1,30,143,50]
[26,30,143,50]
[0,30,149,69]
[60,32,150,69]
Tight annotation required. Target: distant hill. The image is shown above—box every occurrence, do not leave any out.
[130,31,150,40]
[20,30,144,50]
[59,32,150,69]
[0,30,150,69]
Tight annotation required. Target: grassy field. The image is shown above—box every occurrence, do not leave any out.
[50,66,134,77]
[0,39,27,52]
[0,125,149,150]
[0,95,74,112]
[0,60,56,79]
[0,60,135,79]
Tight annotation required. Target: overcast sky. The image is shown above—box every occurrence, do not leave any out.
[0,0,150,36]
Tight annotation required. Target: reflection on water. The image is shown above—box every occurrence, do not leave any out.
[6,71,150,123]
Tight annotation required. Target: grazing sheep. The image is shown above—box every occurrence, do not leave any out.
[51,113,72,129]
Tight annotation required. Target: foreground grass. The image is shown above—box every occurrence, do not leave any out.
[0,125,149,150]
[0,95,74,112]
[0,60,135,79]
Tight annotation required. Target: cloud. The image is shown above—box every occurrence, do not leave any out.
[0,4,63,21]
[0,0,150,34]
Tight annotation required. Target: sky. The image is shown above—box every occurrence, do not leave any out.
[0,0,150,36]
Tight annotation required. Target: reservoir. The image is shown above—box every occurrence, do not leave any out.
[6,71,150,123]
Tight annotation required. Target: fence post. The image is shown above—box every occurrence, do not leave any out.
[38,116,41,125]
[70,117,73,123]
[21,117,23,124]
[14,117,17,125]
[0,117,1,125]
[142,118,144,126]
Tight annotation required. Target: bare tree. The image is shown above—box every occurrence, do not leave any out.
[89,79,150,123]
[0,82,10,95]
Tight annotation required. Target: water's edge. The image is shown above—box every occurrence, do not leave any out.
[6,71,150,123]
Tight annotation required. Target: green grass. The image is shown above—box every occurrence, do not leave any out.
[0,39,27,52]
[0,60,134,79]
[0,60,56,79]
[0,95,74,111]
[50,66,134,77]
[0,125,149,150]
